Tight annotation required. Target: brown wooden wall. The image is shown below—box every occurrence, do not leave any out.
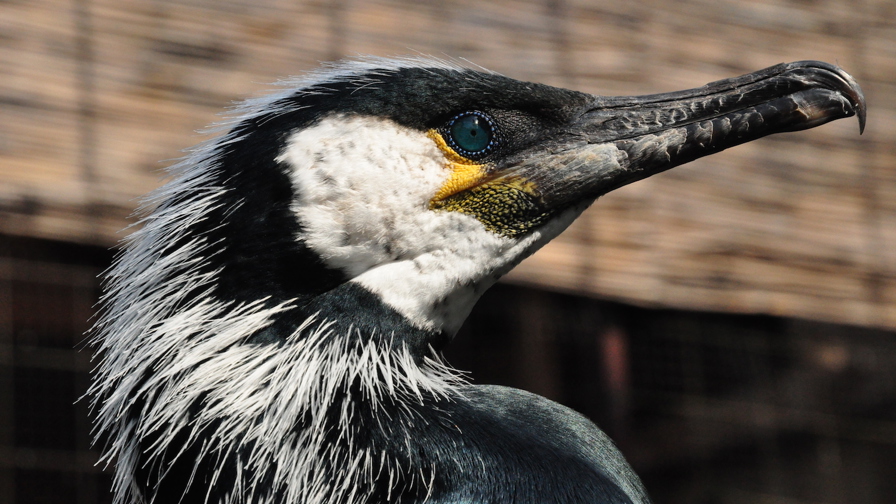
[2,0,894,328]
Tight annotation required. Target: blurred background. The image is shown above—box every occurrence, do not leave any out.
[2,0,895,503]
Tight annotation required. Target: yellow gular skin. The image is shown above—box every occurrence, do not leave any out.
[426,129,550,238]
[426,130,488,204]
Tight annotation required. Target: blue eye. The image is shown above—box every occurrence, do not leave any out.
[446,112,496,157]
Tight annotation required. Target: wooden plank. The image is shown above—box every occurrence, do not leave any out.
[1,0,894,329]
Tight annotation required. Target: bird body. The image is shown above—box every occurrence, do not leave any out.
[89,57,864,504]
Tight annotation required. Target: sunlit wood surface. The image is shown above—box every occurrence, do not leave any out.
[2,0,893,328]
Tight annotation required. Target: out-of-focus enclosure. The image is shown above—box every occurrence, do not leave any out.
[1,1,895,503]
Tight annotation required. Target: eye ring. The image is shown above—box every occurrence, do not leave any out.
[443,111,498,159]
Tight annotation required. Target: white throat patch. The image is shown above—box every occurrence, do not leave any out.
[277,115,578,335]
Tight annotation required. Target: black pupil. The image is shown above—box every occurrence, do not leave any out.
[450,114,492,154]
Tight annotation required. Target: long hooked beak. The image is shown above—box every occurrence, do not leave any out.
[506,60,866,208]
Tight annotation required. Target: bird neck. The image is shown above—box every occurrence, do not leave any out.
[89,181,465,504]
[95,283,464,504]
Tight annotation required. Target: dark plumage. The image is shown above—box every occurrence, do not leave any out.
[89,57,864,504]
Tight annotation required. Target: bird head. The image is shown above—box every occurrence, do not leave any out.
[198,58,864,344]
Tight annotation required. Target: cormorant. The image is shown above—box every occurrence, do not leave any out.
[89,57,865,504]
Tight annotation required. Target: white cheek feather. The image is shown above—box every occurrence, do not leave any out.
[278,115,451,275]
[279,115,584,334]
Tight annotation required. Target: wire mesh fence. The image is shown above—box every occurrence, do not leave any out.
[0,237,112,504]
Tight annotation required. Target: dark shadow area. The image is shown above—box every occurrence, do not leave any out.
[3,236,895,504]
